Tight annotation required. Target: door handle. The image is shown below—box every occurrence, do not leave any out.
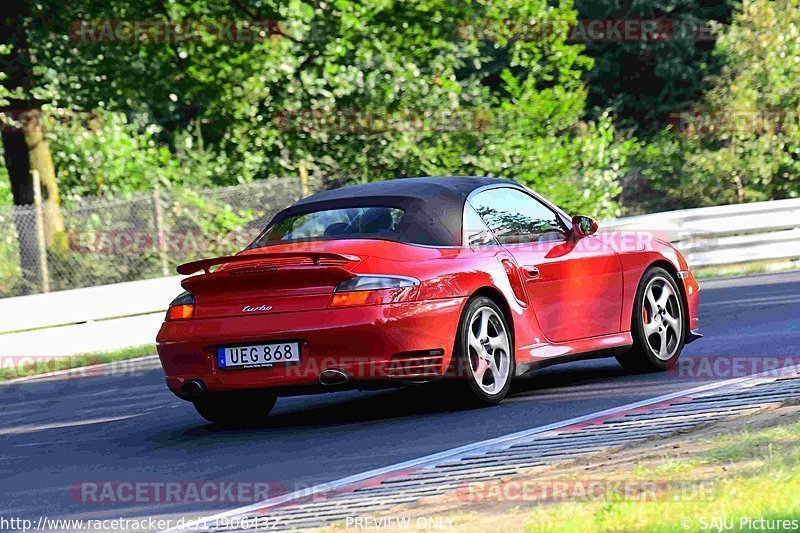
[523,265,540,279]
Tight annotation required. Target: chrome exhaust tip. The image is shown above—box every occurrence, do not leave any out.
[181,379,207,397]
[319,368,350,386]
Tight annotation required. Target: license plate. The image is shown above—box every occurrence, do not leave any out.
[217,342,300,370]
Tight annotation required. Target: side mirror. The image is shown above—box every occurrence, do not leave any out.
[571,215,598,238]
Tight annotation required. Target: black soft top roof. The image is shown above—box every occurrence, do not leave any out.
[262,176,522,247]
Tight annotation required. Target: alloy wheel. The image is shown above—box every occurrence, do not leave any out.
[641,276,683,361]
[467,306,512,395]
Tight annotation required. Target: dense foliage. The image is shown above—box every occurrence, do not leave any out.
[2,0,798,217]
[575,0,734,134]
[625,0,800,212]
[3,0,635,219]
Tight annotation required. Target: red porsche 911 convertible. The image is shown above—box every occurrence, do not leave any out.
[156,177,701,424]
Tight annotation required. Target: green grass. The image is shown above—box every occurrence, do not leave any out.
[431,420,800,532]
[0,343,157,382]
[635,458,701,476]
[694,260,800,279]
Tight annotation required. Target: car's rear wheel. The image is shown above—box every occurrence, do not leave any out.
[617,266,686,372]
[192,391,277,426]
[452,296,514,406]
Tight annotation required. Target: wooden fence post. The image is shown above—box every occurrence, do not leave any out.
[152,184,170,277]
[299,164,309,198]
[32,170,50,293]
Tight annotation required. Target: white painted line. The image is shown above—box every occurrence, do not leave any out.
[165,363,800,532]
[710,295,800,307]
[0,414,146,436]
[0,354,159,387]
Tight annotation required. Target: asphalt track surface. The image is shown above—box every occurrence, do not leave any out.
[2,271,799,525]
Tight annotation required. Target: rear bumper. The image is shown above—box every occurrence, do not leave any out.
[156,297,466,396]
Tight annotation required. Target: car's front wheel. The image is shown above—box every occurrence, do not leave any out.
[617,266,686,372]
[452,296,514,406]
[192,391,277,426]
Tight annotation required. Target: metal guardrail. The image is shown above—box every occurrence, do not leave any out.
[0,276,183,335]
[1,199,798,351]
[603,197,800,268]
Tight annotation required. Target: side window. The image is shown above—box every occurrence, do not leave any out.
[470,188,567,245]
[464,204,499,247]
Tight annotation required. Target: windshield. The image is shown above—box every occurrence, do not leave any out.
[253,206,405,246]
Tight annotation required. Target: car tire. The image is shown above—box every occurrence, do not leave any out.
[451,296,515,406]
[192,391,277,426]
[617,266,686,372]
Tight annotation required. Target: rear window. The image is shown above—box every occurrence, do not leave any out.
[256,206,405,244]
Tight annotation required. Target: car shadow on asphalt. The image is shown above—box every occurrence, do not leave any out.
[159,359,653,437]
[508,358,669,396]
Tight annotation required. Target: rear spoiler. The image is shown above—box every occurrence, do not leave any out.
[176,252,360,275]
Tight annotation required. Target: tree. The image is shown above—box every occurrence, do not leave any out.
[1,0,67,290]
[574,0,736,135]
[11,0,633,221]
[631,0,800,210]
[202,0,632,217]
[686,0,800,203]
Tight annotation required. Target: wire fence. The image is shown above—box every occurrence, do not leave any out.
[0,177,315,297]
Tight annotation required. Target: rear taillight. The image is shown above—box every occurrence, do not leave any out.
[166,291,195,320]
[330,275,419,307]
